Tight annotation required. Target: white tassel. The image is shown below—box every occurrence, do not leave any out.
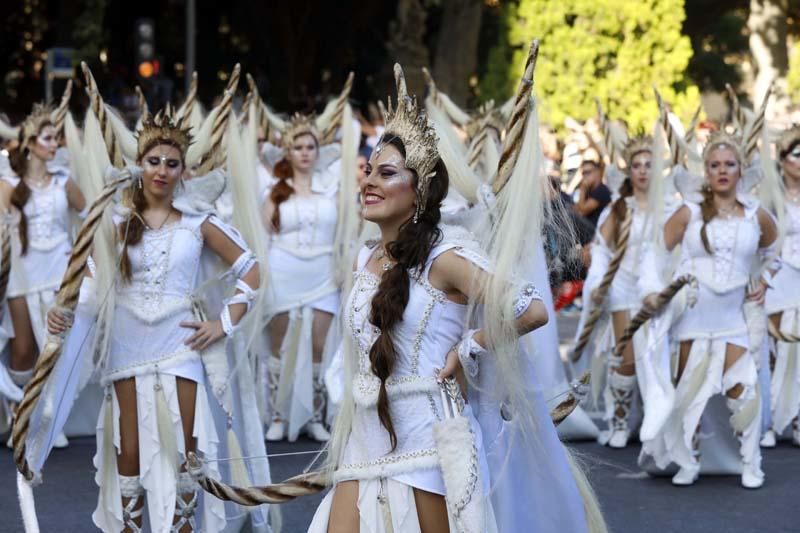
[155,383,178,474]
[226,428,252,489]
[17,472,40,533]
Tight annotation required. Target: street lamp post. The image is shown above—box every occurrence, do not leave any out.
[186,0,196,95]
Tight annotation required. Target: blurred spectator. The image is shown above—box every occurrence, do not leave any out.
[573,159,611,228]
[356,145,371,189]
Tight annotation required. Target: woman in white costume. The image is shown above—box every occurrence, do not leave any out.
[44,112,270,532]
[640,131,778,488]
[762,125,800,446]
[310,64,604,533]
[582,135,660,448]
[0,104,85,449]
[261,111,356,443]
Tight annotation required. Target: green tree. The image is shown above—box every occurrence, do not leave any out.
[789,41,800,104]
[481,0,700,131]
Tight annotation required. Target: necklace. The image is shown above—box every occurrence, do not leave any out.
[24,172,51,190]
[144,209,173,231]
[717,203,736,219]
[786,187,800,204]
[374,245,394,271]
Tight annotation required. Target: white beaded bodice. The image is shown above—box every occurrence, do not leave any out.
[116,215,204,316]
[337,230,481,482]
[107,213,209,381]
[782,202,800,269]
[270,194,337,257]
[3,173,71,251]
[678,201,761,292]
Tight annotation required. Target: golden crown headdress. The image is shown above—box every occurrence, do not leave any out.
[20,103,55,151]
[380,63,440,222]
[702,130,743,163]
[281,113,319,150]
[622,134,653,168]
[136,110,193,160]
[777,124,800,158]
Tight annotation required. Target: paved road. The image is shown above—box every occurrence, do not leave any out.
[1,435,798,532]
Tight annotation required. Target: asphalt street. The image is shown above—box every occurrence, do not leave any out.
[1,436,799,532]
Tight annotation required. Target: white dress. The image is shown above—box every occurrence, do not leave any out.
[309,226,590,533]
[640,200,764,478]
[765,201,800,435]
[0,171,74,421]
[56,211,269,533]
[4,171,73,345]
[265,169,340,440]
[577,199,658,439]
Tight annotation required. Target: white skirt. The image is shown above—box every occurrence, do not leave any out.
[307,478,499,533]
[92,370,226,533]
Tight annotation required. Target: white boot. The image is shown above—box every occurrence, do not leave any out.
[741,462,764,489]
[172,472,198,532]
[304,373,330,442]
[266,419,286,441]
[671,462,700,486]
[119,475,144,533]
[725,390,764,490]
[759,429,776,448]
[53,431,69,449]
[265,356,285,442]
[607,372,635,449]
[672,431,700,486]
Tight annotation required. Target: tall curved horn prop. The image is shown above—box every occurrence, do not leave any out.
[653,87,684,167]
[12,171,134,480]
[491,39,539,195]
[196,64,240,175]
[422,67,439,106]
[594,97,620,166]
[176,72,198,129]
[612,275,698,357]
[135,86,150,123]
[318,71,355,145]
[81,62,125,168]
[50,79,73,139]
[725,83,747,133]
[744,80,773,160]
[684,104,702,145]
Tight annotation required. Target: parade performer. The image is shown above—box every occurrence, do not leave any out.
[579,132,668,448]
[260,78,358,443]
[308,63,605,533]
[762,124,800,446]
[639,130,778,488]
[30,110,273,532]
[0,102,85,450]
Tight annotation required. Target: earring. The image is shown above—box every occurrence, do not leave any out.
[137,176,143,189]
[26,153,31,161]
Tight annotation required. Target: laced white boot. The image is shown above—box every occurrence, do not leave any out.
[172,472,198,532]
[607,372,635,449]
[119,475,144,533]
[266,356,286,441]
[725,392,764,489]
[304,369,330,442]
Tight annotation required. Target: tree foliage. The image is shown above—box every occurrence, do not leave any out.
[481,0,700,131]
[789,41,800,104]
